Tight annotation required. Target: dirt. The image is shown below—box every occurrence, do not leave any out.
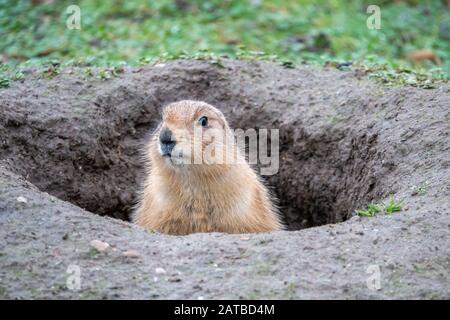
[0,59,449,299]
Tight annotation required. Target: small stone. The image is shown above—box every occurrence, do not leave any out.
[240,236,250,241]
[16,196,27,203]
[155,267,166,274]
[167,276,181,283]
[90,239,110,252]
[122,250,141,258]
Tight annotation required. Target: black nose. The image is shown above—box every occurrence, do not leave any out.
[159,128,176,156]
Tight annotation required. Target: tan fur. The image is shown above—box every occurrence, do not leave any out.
[133,100,284,235]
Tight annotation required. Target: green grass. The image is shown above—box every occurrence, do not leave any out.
[355,202,383,217]
[413,182,429,195]
[384,198,403,214]
[85,247,104,259]
[0,0,448,86]
[0,76,9,88]
[355,198,403,217]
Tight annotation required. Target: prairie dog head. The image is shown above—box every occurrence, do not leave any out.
[148,101,241,173]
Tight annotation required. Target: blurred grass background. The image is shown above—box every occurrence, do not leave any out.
[0,0,449,81]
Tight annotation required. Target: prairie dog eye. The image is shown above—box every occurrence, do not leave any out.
[198,116,208,127]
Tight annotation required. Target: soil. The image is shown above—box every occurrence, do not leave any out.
[0,59,449,299]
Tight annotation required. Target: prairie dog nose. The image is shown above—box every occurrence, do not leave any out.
[159,128,176,156]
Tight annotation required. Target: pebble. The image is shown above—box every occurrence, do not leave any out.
[122,250,141,258]
[90,239,110,252]
[16,196,27,203]
[167,276,181,282]
[155,267,166,274]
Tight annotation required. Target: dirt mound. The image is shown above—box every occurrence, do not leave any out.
[0,60,449,299]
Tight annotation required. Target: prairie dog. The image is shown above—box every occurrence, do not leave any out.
[134,100,283,235]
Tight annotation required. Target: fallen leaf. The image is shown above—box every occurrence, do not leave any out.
[407,49,442,65]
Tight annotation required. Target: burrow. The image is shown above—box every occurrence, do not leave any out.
[0,63,391,231]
